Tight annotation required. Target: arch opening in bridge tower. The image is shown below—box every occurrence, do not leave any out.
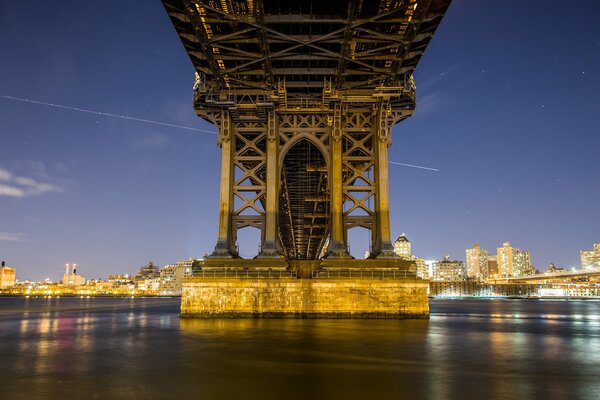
[235,226,261,259]
[347,226,372,259]
[278,139,330,260]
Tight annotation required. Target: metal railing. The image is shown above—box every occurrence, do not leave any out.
[312,269,415,279]
[192,269,297,279]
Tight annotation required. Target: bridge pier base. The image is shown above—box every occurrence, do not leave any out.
[180,259,429,319]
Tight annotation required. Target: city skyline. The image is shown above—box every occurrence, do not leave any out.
[1,1,600,280]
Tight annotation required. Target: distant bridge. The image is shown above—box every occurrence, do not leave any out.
[490,269,600,284]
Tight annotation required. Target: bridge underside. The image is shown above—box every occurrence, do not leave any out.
[163,0,452,317]
[163,0,451,261]
[279,140,330,260]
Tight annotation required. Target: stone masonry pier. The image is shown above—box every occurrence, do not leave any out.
[180,259,429,319]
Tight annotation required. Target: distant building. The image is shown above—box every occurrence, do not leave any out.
[108,274,134,284]
[142,277,161,293]
[431,255,466,282]
[137,262,159,279]
[497,242,532,277]
[546,263,567,274]
[580,243,600,270]
[487,256,499,278]
[159,264,185,295]
[414,257,428,279]
[0,262,16,288]
[62,263,86,286]
[394,234,411,258]
[466,244,489,280]
[175,258,199,278]
[392,234,427,279]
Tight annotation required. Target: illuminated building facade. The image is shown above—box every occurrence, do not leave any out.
[580,243,600,270]
[159,264,185,295]
[466,243,489,280]
[414,257,428,279]
[394,234,411,258]
[487,255,499,278]
[0,262,16,288]
[62,263,86,287]
[431,255,466,282]
[175,258,198,278]
[137,262,159,279]
[497,242,532,277]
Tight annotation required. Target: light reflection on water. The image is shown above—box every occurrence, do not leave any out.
[0,297,599,399]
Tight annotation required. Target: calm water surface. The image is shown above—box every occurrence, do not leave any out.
[0,297,598,400]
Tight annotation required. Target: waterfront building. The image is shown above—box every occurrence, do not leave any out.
[546,263,567,274]
[392,235,427,279]
[0,262,16,288]
[137,262,159,279]
[143,277,161,294]
[62,263,86,287]
[497,242,532,277]
[580,243,600,270]
[429,282,540,298]
[159,264,185,295]
[175,258,200,278]
[394,234,411,258]
[466,244,489,280]
[431,255,466,282]
[108,274,134,284]
[487,255,499,278]
[414,257,428,279]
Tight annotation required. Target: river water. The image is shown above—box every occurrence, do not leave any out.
[0,297,598,400]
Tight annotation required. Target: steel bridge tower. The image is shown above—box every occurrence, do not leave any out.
[163,0,452,317]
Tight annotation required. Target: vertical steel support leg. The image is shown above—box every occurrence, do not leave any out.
[210,111,237,258]
[259,110,281,257]
[374,102,397,258]
[327,103,350,258]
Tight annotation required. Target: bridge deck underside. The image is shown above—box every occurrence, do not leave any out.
[279,140,329,260]
[163,0,451,104]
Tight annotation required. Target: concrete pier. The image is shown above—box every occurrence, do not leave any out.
[180,259,429,319]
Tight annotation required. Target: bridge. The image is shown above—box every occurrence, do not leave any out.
[490,269,600,284]
[162,0,453,318]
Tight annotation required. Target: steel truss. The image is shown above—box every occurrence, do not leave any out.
[162,0,452,260]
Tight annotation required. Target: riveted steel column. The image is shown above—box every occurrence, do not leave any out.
[327,103,350,258]
[259,110,281,257]
[210,110,237,258]
[374,102,397,258]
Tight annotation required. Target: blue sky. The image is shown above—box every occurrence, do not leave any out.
[1,1,599,280]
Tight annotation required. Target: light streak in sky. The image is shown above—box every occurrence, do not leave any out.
[389,161,440,172]
[0,94,217,135]
[1,94,438,171]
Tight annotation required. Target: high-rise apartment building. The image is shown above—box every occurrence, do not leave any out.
[0,262,16,288]
[414,257,428,279]
[580,243,600,270]
[487,255,499,278]
[431,255,466,282]
[394,234,411,258]
[466,244,489,280]
[497,242,532,277]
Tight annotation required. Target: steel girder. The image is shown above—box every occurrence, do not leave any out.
[161,0,452,260]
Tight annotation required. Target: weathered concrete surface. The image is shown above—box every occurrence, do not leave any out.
[181,277,429,318]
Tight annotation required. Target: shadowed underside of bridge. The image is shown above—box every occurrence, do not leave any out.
[279,139,329,260]
[162,0,452,263]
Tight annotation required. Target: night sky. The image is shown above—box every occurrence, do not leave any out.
[1,1,599,280]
